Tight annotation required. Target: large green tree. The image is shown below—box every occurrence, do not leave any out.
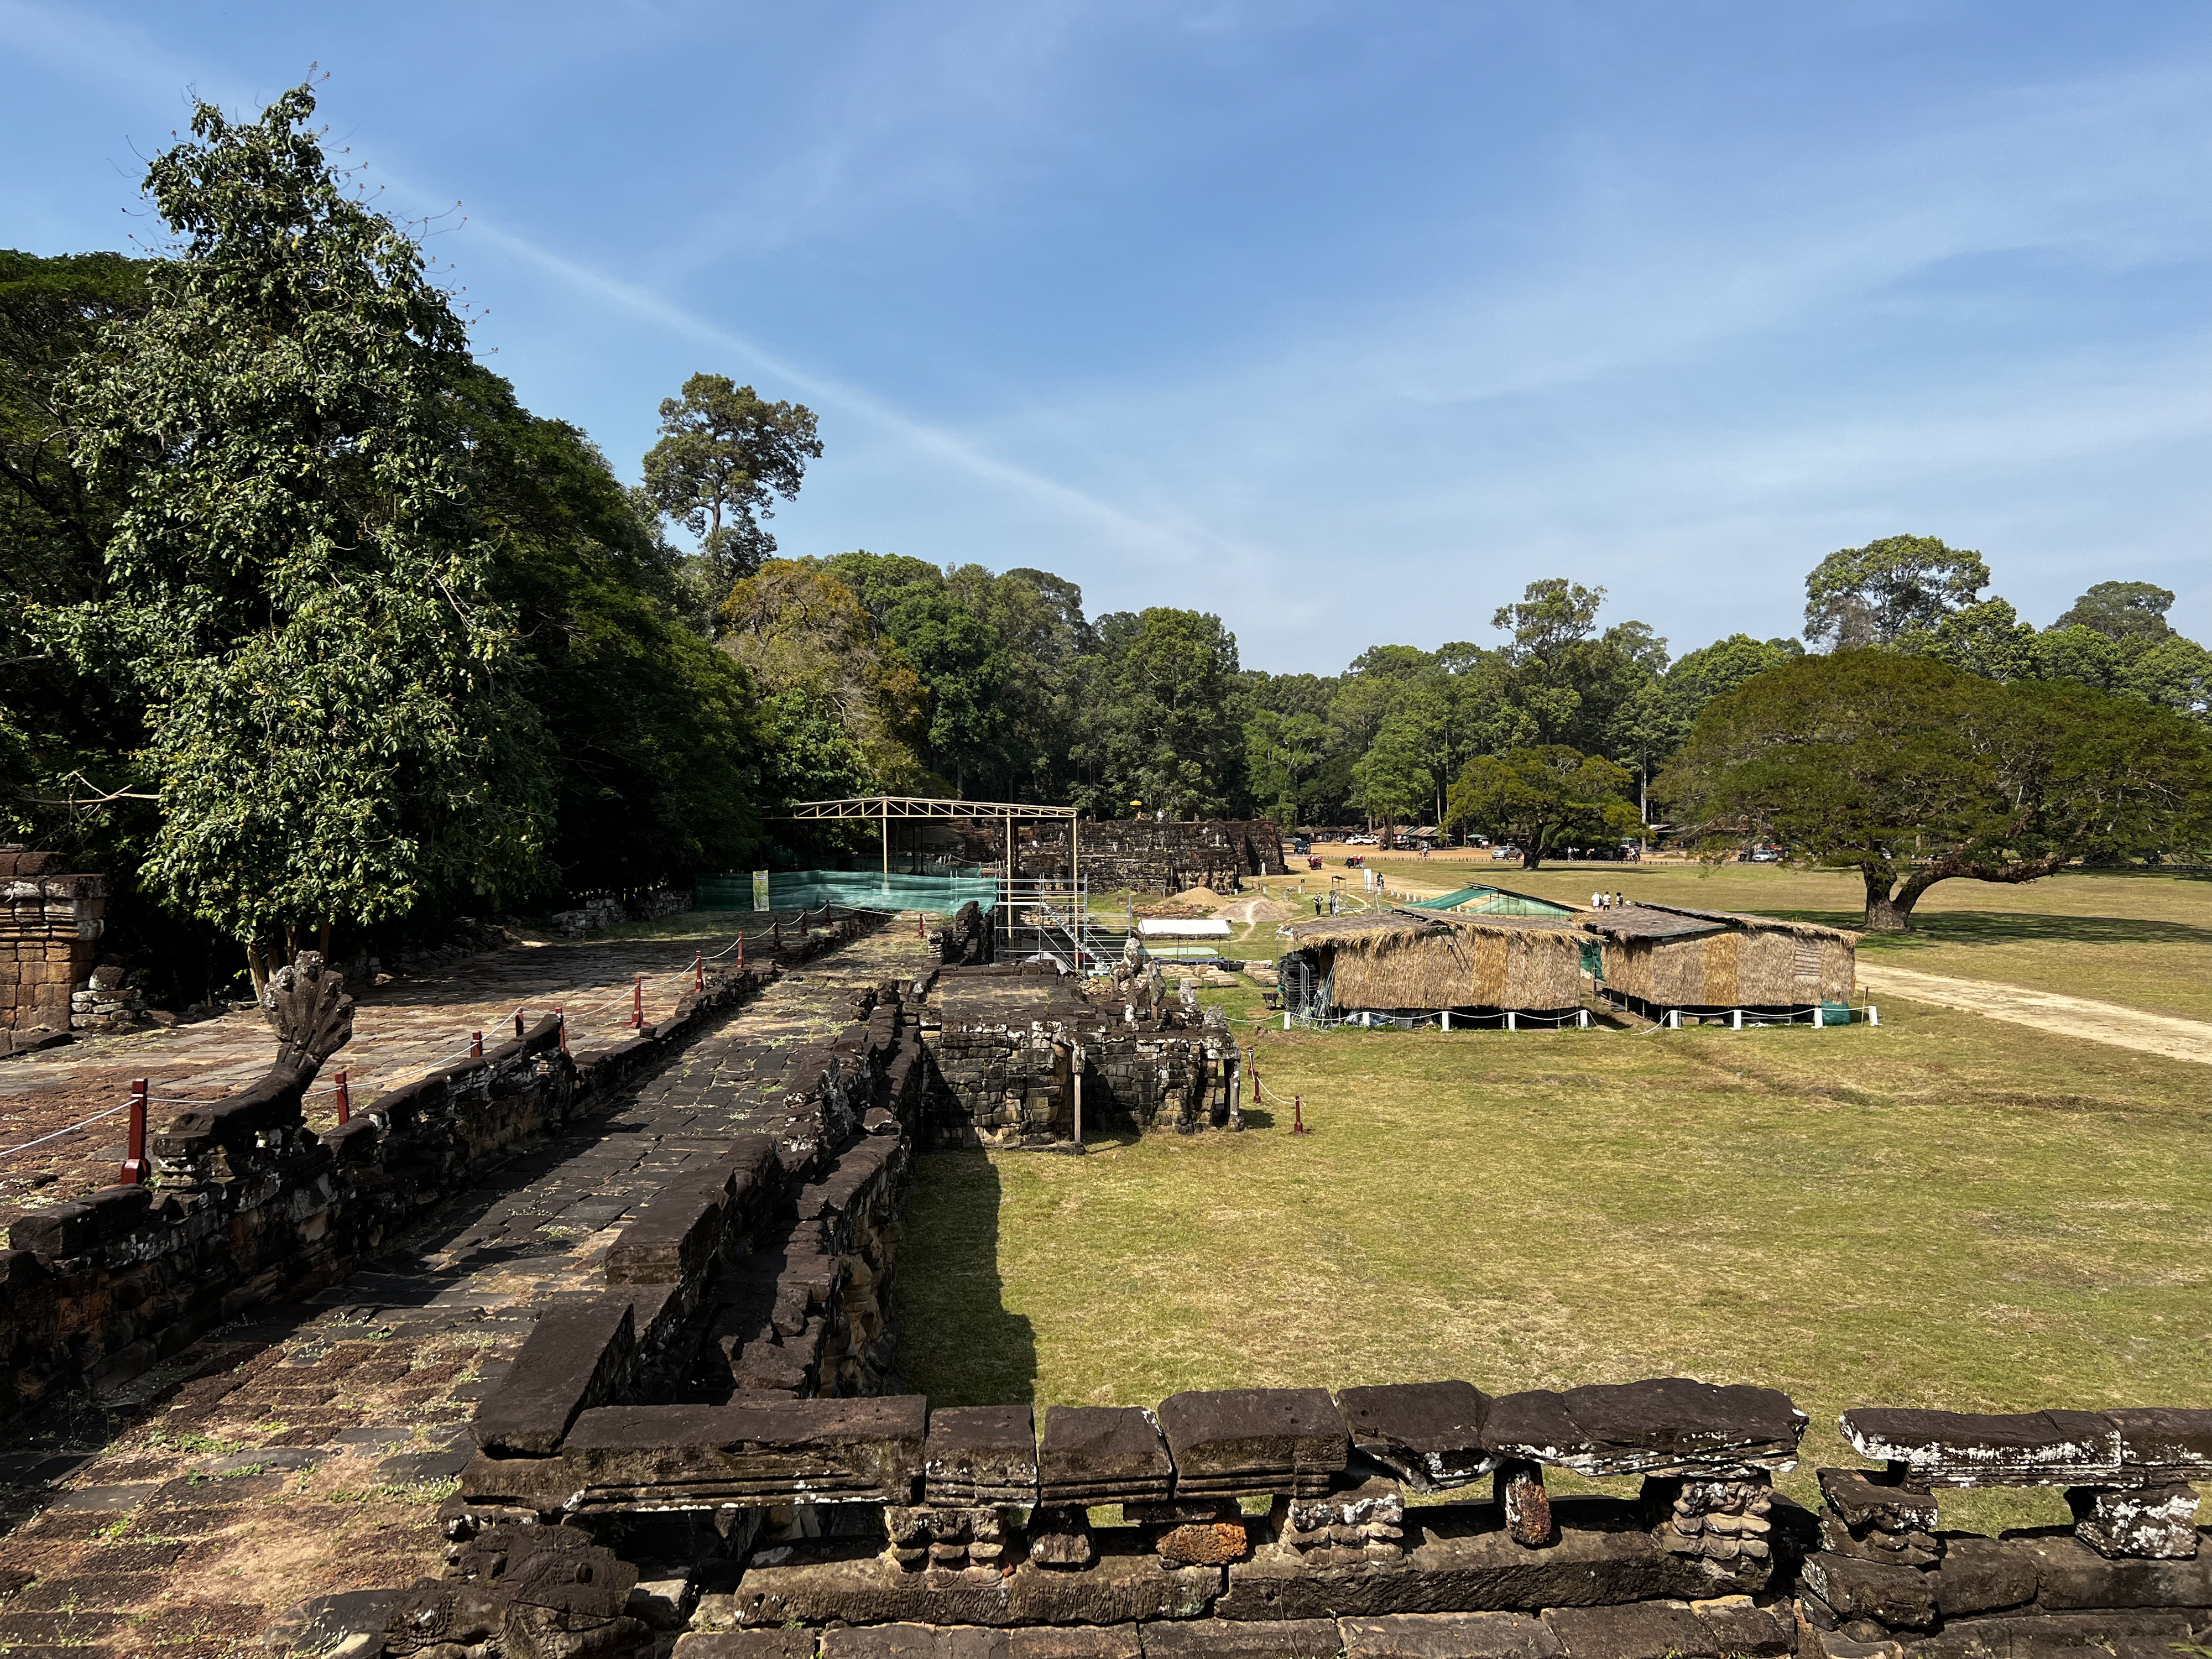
[458,367,765,890]
[0,249,156,847]
[1658,651,2212,931]
[1349,711,1433,830]
[1083,608,1244,818]
[2053,580,2176,645]
[1442,745,1640,869]
[718,559,927,792]
[880,586,1009,795]
[1803,534,1991,648]
[55,86,552,988]
[1898,597,2039,683]
[641,372,821,587]
[1243,705,1329,827]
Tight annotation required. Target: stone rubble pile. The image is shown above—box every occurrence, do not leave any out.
[920,962,1239,1146]
[67,957,147,1033]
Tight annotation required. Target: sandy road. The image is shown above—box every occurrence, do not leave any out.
[1856,962,2212,1067]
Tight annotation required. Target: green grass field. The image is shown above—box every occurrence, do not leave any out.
[893,984,2212,1529]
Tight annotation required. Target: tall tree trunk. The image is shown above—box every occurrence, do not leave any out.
[245,938,269,1000]
[1861,867,1914,932]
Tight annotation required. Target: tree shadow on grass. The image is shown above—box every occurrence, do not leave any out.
[896,1149,1038,1407]
[1759,908,2212,956]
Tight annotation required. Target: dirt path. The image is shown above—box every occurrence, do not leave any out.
[1856,962,2212,1066]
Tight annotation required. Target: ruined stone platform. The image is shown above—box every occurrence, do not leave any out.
[0,917,933,1657]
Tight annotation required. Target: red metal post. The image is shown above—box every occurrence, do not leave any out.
[737,931,747,969]
[774,922,782,953]
[694,950,704,992]
[119,1079,149,1186]
[632,973,644,1028]
[556,1008,567,1052]
[471,1030,484,1058]
[1292,1094,1307,1135]
[514,1010,525,1039]
[335,1070,351,1126]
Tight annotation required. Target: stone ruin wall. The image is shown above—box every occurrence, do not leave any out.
[3,913,2206,1658]
[417,942,2208,1658]
[0,849,109,1053]
[0,916,877,1425]
[917,961,1239,1147]
[943,818,1288,896]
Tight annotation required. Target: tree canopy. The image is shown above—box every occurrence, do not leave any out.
[717,559,927,796]
[1443,745,1639,870]
[641,372,820,588]
[1803,534,1991,649]
[1086,608,1244,820]
[0,249,157,850]
[2054,580,2176,645]
[53,86,554,983]
[1658,652,2212,930]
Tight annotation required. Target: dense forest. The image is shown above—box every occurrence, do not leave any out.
[6,87,2211,985]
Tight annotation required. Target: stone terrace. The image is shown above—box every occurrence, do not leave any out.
[0,918,933,1658]
[0,912,852,1235]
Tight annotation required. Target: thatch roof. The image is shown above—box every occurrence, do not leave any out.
[1285,908,1575,945]
[1577,908,1728,941]
[1281,908,1582,1011]
[1579,902,1858,944]
[1647,902,1859,942]
[1586,902,1859,1008]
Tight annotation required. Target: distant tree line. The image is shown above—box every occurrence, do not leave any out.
[6,87,2210,989]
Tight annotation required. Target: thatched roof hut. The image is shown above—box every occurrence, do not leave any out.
[1279,909,1584,1018]
[1580,902,1857,1013]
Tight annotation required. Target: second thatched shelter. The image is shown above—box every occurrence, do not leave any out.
[1581,902,1858,1018]
[1278,908,1585,1023]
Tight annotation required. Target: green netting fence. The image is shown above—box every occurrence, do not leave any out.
[693,870,1000,914]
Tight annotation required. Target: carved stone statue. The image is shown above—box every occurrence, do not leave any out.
[153,951,356,1182]
[261,951,356,1086]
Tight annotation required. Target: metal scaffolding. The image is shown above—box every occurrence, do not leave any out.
[774,797,1105,963]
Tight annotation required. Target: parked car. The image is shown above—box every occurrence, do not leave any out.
[1748,847,1782,863]
[1490,846,1521,860]
[1345,834,1379,846]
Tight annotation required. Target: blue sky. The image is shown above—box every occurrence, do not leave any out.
[6,1,2209,672]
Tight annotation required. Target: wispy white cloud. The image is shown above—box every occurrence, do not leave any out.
[1,0,1279,585]
[455,216,1274,578]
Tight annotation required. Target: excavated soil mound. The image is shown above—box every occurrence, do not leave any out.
[1167,885,1228,910]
